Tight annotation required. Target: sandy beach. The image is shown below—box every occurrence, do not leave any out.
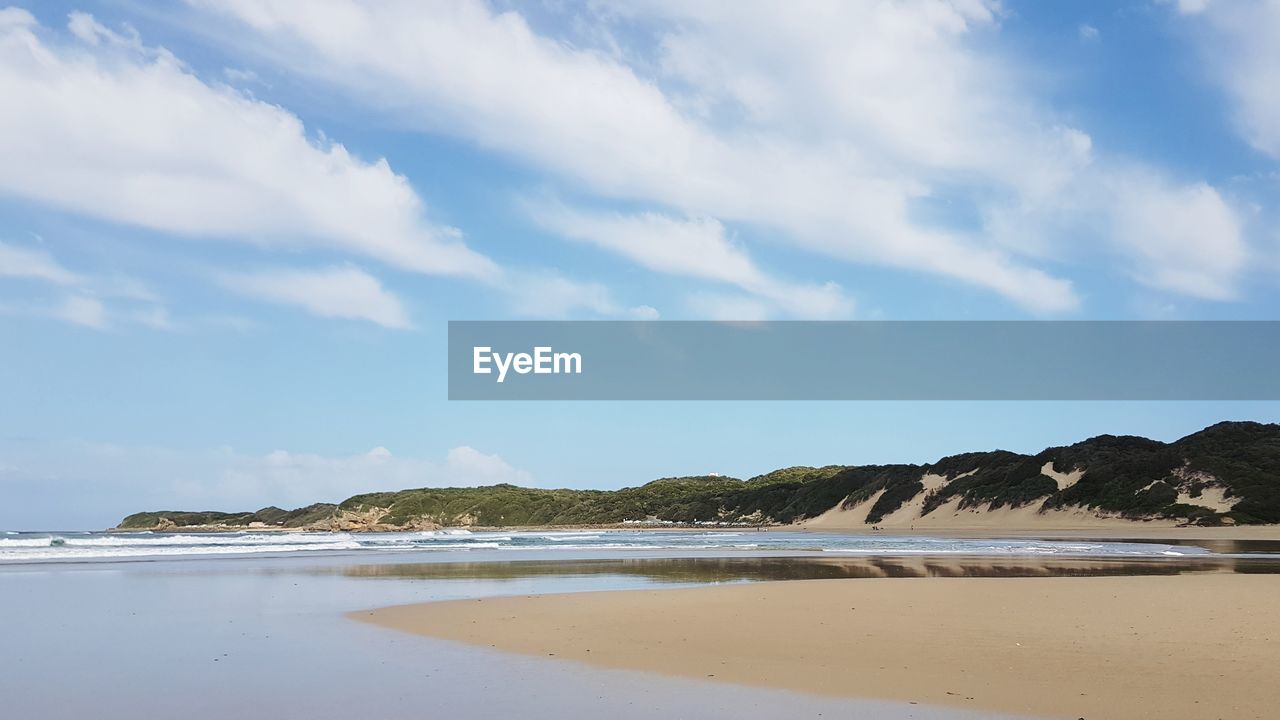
[359,573,1280,720]
[793,521,1280,543]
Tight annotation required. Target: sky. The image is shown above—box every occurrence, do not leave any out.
[1,0,1279,529]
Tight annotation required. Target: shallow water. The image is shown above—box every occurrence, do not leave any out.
[6,527,1273,563]
[1,550,1040,720]
[5,540,1279,719]
[325,552,1280,583]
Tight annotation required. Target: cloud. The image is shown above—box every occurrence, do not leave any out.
[499,269,658,319]
[0,238,174,329]
[218,265,413,329]
[0,9,495,280]
[1108,174,1246,300]
[0,239,161,301]
[0,439,535,525]
[132,305,176,330]
[529,202,853,318]
[166,443,536,509]
[685,292,771,321]
[204,444,533,507]
[441,446,533,486]
[1171,1,1280,160]
[222,66,262,85]
[5,3,1256,316]
[186,0,1090,312]
[0,240,82,285]
[1175,0,1211,16]
[1078,24,1100,41]
[52,295,108,329]
[0,10,656,323]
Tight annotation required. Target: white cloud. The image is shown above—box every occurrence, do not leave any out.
[5,3,1255,315]
[1172,1,1280,160]
[0,239,162,301]
[442,446,533,486]
[53,295,108,329]
[0,10,657,322]
[1078,24,1100,42]
[500,269,657,319]
[1175,0,1211,16]
[157,443,533,510]
[132,305,175,330]
[0,9,495,280]
[0,239,175,329]
[0,240,82,285]
[530,203,853,318]
[187,0,1089,312]
[194,0,1269,311]
[219,265,413,329]
[4,440,535,518]
[223,66,262,84]
[1109,175,1246,300]
[685,292,771,322]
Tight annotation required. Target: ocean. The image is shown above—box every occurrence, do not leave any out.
[0,527,1243,563]
[5,529,1278,719]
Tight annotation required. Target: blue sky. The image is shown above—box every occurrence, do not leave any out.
[1,0,1279,529]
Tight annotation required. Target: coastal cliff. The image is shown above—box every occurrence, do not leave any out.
[116,421,1280,531]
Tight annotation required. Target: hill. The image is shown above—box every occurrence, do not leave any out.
[115,421,1280,531]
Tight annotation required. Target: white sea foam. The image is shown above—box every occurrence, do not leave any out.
[0,540,366,561]
[0,537,57,548]
[0,532,356,548]
[0,529,1222,563]
[410,542,503,550]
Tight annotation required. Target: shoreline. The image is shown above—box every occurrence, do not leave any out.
[100,521,1280,541]
[792,523,1280,541]
[357,573,1280,720]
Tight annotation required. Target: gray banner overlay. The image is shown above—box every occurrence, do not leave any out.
[448,321,1280,400]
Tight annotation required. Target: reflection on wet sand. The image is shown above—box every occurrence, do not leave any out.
[1065,536,1280,555]
[330,553,1280,584]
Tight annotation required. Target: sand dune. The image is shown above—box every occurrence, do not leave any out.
[802,491,1179,532]
[799,464,1236,532]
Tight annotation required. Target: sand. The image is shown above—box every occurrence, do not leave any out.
[358,574,1280,720]
[797,494,1280,536]
[798,463,1253,535]
[795,516,1280,541]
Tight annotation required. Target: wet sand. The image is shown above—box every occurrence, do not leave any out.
[359,573,1280,720]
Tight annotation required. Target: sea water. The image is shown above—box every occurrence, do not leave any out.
[3,533,1278,719]
[0,551,1047,720]
[0,528,1240,563]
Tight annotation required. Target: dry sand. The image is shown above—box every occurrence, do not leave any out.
[797,495,1280,539]
[357,574,1280,719]
[798,463,1258,538]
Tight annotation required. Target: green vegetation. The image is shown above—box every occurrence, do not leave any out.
[117,503,336,530]
[117,422,1280,530]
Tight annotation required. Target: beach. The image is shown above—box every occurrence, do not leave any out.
[2,546,1048,720]
[360,572,1280,720]
[7,527,1280,719]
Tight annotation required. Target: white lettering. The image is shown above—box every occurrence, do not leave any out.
[473,346,492,375]
[554,351,581,374]
[472,346,582,383]
[492,350,514,383]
